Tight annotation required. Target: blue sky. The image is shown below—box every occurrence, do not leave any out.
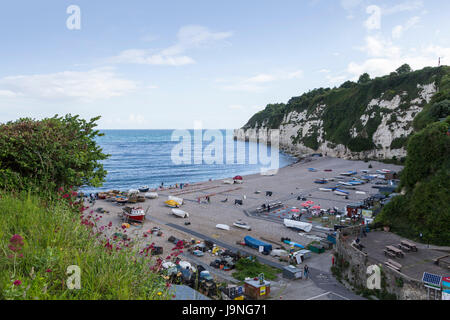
[0,0,449,129]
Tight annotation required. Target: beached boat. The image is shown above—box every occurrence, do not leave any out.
[223,180,234,185]
[122,206,146,223]
[319,187,334,192]
[138,186,150,192]
[283,219,313,232]
[168,196,183,205]
[308,168,318,172]
[145,192,158,199]
[165,200,180,208]
[128,189,139,196]
[334,189,350,196]
[216,224,230,231]
[314,179,328,184]
[116,196,128,204]
[244,236,272,253]
[171,209,189,218]
[340,171,357,176]
[233,220,251,231]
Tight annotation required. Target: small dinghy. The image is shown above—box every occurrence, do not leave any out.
[216,224,230,231]
[145,192,159,199]
[138,186,150,192]
[171,209,189,218]
[233,220,251,231]
[319,187,333,192]
[223,180,234,185]
[334,189,350,196]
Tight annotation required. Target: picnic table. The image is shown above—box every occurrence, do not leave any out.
[386,245,404,258]
[385,259,402,272]
[401,240,418,252]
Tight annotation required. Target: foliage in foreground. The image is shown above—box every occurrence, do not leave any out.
[376,118,450,246]
[0,114,109,193]
[0,192,168,300]
[232,257,279,281]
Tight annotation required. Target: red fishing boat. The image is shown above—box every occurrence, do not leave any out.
[122,206,146,223]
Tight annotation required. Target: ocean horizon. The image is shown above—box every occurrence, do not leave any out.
[80,129,297,193]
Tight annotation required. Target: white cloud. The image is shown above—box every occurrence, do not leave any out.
[383,0,423,15]
[360,35,401,58]
[0,90,17,98]
[392,16,420,39]
[110,25,232,66]
[220,69,303,92]
[0,68,137,102]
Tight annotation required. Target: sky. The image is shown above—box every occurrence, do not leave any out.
[0,0,449,129]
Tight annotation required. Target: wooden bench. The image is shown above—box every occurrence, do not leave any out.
[401,240,418,252]
[386,245,404,258]
[385,259,402,272]
[398,244,411,252]
[383,249,397,258]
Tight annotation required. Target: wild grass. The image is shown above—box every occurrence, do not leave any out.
[0,192,169,300]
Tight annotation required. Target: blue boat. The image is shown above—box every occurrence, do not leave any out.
[314,179,328,184]
[308,168,318,172]
[282,239,305,249]
[244,236,272,253]
[334,189,350,196]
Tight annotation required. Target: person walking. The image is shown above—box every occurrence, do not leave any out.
[304,264,309,280]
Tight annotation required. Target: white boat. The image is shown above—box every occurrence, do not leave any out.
[319,188,333,192]
[356,191,366,195]
[168,196,183,205]
[216,224,230,231]
[138,186,150,192]
[334,189,350,196]
[145,192,159,199]
[128,189,139,196]
[171,209,189,218]
[283,219,313,232]
[223,180,234,185]
[233,220,252,231]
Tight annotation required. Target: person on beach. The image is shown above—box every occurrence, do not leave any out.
[304,264,309,279]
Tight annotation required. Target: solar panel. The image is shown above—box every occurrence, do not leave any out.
[422,272,442,287]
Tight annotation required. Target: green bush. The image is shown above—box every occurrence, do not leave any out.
[0,115,109,192]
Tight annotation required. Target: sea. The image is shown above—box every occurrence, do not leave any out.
[80,130,297,193]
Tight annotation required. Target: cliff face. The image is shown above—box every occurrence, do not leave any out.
[235,67,449,160]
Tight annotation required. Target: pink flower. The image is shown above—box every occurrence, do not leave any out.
[46,269,52,273]
[13,280,22,286]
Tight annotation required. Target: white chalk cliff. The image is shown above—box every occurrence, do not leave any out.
[234,82,438,160]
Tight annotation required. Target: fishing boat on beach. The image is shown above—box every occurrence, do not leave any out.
[116,196,129,204]
[283,219,313,232]
[216,224,230,231]
[122,206,146,223]
[171,208,189,218]
[165,200,180,208]
[138,186,150,192]
[145,192,159,199]
[319,187,334,192]
[233,220,252,231]
[334,189,350,196]
[314,179,328,184]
